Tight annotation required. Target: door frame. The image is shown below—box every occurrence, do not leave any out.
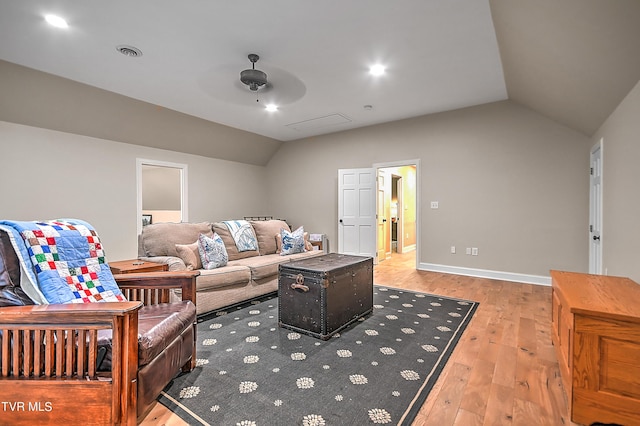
[392,173,404,254]
[373,159,420,266]
[589,140,603,274]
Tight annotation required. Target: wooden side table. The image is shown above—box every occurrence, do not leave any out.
[109,259,168,274]
[309,240,323,251]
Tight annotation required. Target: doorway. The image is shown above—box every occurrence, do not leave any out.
[391,174,402,254]
[337,159,420,267]
[337,160,418,266]
[375,163,417,264]
[136,159,188,235]
[589,140,602,274]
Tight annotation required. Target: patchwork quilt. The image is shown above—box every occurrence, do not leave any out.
[223,220,258,252]
[0,219,126,304]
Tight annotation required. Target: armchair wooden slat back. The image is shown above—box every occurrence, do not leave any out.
[0,327,106,379]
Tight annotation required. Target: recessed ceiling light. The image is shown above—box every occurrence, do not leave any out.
[45,14,68,29]
[369,64,386,76]
[265,104,278,112]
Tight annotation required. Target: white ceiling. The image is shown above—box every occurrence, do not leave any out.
[0,0,508,141]
[1,1,639,147]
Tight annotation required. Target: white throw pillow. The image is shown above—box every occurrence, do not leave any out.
[198,233,228,269]
[280,226,306,256]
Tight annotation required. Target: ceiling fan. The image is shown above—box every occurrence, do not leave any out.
[240,54,268,92]
[197,54,306,107]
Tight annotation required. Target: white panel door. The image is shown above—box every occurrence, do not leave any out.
[589,142,602,274]
[338,168,376,258]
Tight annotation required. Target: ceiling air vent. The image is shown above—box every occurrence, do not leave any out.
[116,45,143,57]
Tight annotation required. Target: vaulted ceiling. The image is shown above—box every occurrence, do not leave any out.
[0,1,639,152]
[491,0,640,136]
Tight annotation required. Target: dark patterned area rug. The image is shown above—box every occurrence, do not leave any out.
[159,286,478,425]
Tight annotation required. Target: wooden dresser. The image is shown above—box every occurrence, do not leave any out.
[550,270,640,425]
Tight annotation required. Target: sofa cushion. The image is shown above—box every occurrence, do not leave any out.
[281,249,326,261]
[198,233,228,270]
[249,220,291,255]
[175,242,201,270]
[194,265,252,291]
[140,222,212,257]
[212,222,259,261]
[229,254,290,281]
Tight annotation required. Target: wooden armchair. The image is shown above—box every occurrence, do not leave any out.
[0,229,199,425]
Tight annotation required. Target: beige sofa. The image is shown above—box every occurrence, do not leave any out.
[138,220,324,316]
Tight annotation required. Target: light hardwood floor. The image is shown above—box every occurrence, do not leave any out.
[141,252,576,426]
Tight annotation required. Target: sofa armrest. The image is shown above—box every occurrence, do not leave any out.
[114,270,199,305]
[138,255,187,271]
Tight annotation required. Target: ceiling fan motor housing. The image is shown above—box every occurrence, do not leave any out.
[240,54,268,91]
[241,69,267,91]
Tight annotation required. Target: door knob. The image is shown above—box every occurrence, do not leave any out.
[593,235,600,241]
[339,219,343,223]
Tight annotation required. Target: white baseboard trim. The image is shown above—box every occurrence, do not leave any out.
[403,244,416,252]
[418,263,551,286]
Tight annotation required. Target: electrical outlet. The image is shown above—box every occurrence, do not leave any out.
[472,247,478,256]
[466,248,471,255]
[430,201,439,209]
[450,246,456,254]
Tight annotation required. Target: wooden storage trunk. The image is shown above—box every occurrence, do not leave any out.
[278,253,373,340]
[550,270,640,425]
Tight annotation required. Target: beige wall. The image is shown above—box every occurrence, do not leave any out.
[0,60,282,166]
[0,121,269,260]
[266,100,592,278]
[1,99,597,281]
[142,165,181,211]
[592,79,640,282]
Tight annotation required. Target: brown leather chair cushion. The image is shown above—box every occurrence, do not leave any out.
[0,230,34,307]
[137,301,196,365]
[98,300,196,370]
